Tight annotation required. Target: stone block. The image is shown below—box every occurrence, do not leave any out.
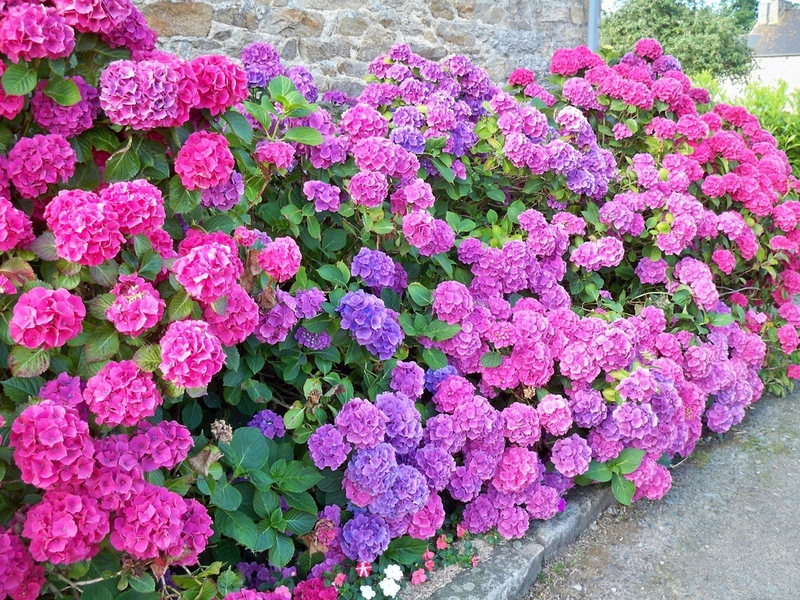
[430,0,456,20]
[142,1,213,37]
[436,22,473,47]
[337,14,370,36]
[355,29,393,61]
[213,6,258,30]
[456,0,475,18]
[300,38,353,64]
[269,8,325,37]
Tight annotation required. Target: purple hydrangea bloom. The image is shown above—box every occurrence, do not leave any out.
[613,402,658,440]
[341,511,391,562]
[302,180,341,213]
[390,360,425,399]
[414,443,456,491]
[335,398,388,449]
[423,413,467,455]
[462,494,499,533]
[336,290,403,360]
[200,171,243,210]
[351,247,395,289]
[294,327,332,350]
[294,287,326,319]
[424,365,460,392]
[550,434,592,477]
[248,409,285,439]
[370,464,429,517]
[502,403,541,446]
[308,424,351,470]
[346,443,397,496]
[374,392,422,455]
[568,388,607,428]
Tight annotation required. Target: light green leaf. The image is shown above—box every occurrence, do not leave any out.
[283,126,324,146]
[44,77,81,106]
[8,347,50,378]
[611,448,646,475]
[1,62,37,95]
[611,472,636,506]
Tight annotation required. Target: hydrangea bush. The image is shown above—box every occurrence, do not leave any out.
[0,3,798,598]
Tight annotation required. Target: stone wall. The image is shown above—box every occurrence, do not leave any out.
[134,0,589,95]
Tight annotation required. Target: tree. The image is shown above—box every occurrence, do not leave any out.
[721,0,759,32]
[601,0,755,81]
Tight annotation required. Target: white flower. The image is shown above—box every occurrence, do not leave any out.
[379,578,402,598]
[384,564,403,581]
[360,585,376,600]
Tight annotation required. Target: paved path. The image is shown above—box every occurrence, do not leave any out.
[526,393,800,600]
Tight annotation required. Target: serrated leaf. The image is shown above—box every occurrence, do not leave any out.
[127,573,155,593]
[611,472,636,506]
[168,291,196,320]
[422,347,447,370]
[407,282,432,306]
[84,326,119,363]
[8,347,50,378]
[215,509,259,549]
[182,399,202,430]
[222,345,240,370]
[707,312,734,327]
[137,250,163,281]
[611,448,646,475]
[89,260,119,287]
[211,482,243,511]
[268,533,294,569]
[254,489,280,518]
[2,376,45,402]
[283,509,317,535]
[426,319,461,342]
[480,351,504,368]
[104,145,140,182]
[168,175,200,214]
[1,62,37,95]
[384,536,428,565]
[44,76,81,106]
[219,427,270,471]
[28,233,59,261]
[275,461,321,493]
[281,490,318,514]
[133,344,161,372]
[283,126,324,146]
[583,460,614,482]
[215,569,243,597]
[224,109,254,145]
[0,257,35,287]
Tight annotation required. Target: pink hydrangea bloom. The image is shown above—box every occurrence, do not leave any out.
[634,38,663,60]
[174,131,235,190]
[31,75,98,137]
[107,273,165,337]
[0,528,46,600]
[258,236,302,282]
[190,54,248,115]
[711,248,736,275]
[550,434,592,477]
[0,3,75,63]
[10,400,95,490]
[131,420,193,471]
[173,498,213,566]
[203,284,259,346]
[84,360,162,427]
[502,403,541,446]
[403,210,436,248]
[432,281,474,324]
[491,446,542,494]
[349,170,389,208]
[303,180,342,212]
[340,103,389,140]
[23,491,109,564]
[0,197,34,251]
[5,133,76,198]
[407,491,446,539]
[0,63,25,119]
[255,140,295,169]
[9,287,85,350]
[335,398,388,449]
[110,482,188,560]
[159,319,225,389]
[100,179,165,235]
[44,189,124,266]
[537,394,573,436]
[173,239,244,304]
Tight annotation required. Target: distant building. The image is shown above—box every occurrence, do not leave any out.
[748,0,800,89]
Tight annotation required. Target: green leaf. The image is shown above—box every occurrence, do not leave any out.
[215,509,259,549]
[8,347,50,378]
[220,427,270,471]
[283,407,304,430]
[211,482,243,511]
[283,126,324,146]
[127,573,155,594]
[44,76,81,106]
[707,312,734,327]
[283,509,317,535]
[480,351,504,368]
[268,75,295,99]
[282,490,318,514]
[136,250,162,281]
[224,109,254,145]
[104,146,140,182]
[407,282,432,306]
[2,376,45,402]
[276,461,321,493]
[133,345,162,372]
[168,175,200,214]
[611,448,646,475]
[611,472,636,506]
[168,291,197,321]
[182,399,202,430]
[425,320,461,342]
[223,345,240,371]
[85,326,119,363]
[583,460,614,483]
[1,62,37,95]
[422,347,448,370]
[254,489,281,518]
[384,536,428,565]
[268,533,295,569]
[317,263,349,287]
[215,569,243,597]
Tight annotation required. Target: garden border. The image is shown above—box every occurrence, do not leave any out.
[428,486,617,600]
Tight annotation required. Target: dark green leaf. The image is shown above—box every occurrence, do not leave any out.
[480,351,504,368]
[168,175,201,214]
[224,109,254,145]
[384,536,428,565]
[137,250,163,281]
[317,264,350,287]
[583,460,614,483]
[268,533,294,569]
[407,282,432,306]
[1,62,37,95]
[254,489,280,518]
[2,376,45,403]
[211,482,243,511]
[422,347,447,370]
[275,461,321,493]
[425,320,461,342]
[282,490,318,514]
[85,326,119,363]
[182,399,203,430]
[283,509,316,535]
[168,291,197,321]
[127,573,155,593]
[133,345,161,372]
[44,76,81,106]
[215,509,259,549]
[220,427,270,471]
[215,569,243,597]
[104,146,140,182]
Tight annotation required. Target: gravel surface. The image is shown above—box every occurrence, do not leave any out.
[526,393,800,600]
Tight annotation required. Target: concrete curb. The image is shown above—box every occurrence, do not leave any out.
[429,486,617,600]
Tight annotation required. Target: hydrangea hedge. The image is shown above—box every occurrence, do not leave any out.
[1,3,799,599]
